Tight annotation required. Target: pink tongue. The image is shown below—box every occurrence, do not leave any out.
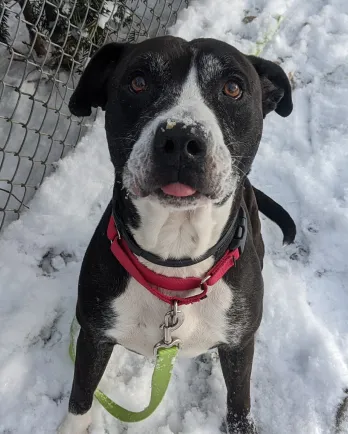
[161,183,196,197]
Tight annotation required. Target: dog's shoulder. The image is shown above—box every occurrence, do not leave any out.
[76,202,129,334]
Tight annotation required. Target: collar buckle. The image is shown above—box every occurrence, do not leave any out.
[200,274,211,286]
[110,228,121,245]
[229,207,247,254]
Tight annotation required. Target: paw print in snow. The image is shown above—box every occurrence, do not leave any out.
[39,249,76,274]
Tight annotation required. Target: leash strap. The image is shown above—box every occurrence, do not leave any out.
[69,317,178,423]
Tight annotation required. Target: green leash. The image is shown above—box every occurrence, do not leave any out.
[69,315,180,422]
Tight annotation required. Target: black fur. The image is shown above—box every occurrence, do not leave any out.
[253,186,296,245]
[247,55,293,117]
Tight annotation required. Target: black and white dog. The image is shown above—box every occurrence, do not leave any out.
[59,36,294,434]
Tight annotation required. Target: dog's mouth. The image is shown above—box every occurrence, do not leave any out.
[160,183,197,197]
[154,183,204,206]
[155,192,205,209]
[141,182,206,208]
[127,176,226,207]
[123,165,233,207]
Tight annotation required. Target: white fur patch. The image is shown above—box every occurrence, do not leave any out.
[123,64,238,203]
[107,276,233,358]
[57,411,91,434]
[200,53,224,82]
[106,196,241,358]
[130,195,232,261]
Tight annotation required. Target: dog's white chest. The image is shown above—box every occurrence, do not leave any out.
[107,277,233,358]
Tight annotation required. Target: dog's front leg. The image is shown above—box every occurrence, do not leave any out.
[58,328,114,434]
[218,339,257,434]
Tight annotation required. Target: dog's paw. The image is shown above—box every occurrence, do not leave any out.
[225,416,258,434]
[57,412,91,434]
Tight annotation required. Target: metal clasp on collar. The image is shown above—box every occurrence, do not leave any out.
[110,228,121,245]
[154,301,185,355]
[200,274,211,286]
[228,206,247,254]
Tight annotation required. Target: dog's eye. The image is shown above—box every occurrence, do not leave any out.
[223,81,242,99]
[130,76,147,93]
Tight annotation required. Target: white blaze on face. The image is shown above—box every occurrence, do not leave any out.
[123,61,238,203]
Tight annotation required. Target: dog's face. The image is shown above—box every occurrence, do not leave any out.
[70,36,292,209]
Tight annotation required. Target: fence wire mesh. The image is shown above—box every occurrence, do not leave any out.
[0,0,188,232]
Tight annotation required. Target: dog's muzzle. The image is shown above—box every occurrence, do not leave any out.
[152,121,208,188]
[153,121,207,164]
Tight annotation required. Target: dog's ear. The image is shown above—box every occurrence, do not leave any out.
[69,43,128,117]
[247,55,293,118]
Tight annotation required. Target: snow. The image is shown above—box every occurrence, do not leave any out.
[1,0,348,433]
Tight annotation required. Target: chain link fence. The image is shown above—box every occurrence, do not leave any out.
[0,0,188,232]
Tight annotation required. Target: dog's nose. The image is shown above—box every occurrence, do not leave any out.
[154,122,207,162]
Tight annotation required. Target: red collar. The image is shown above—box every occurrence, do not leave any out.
[107,214,245,306]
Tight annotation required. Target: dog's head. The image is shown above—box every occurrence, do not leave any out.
[70,36,292,209]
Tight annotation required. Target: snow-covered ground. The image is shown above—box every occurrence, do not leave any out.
[1,0,348,433]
